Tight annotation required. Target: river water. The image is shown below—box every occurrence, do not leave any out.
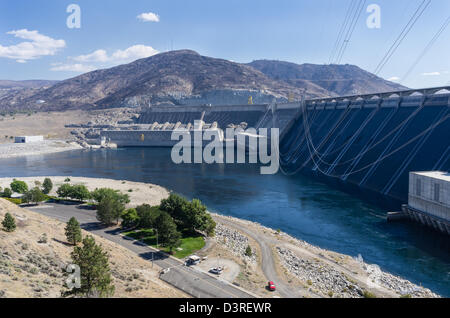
[0,147,448,296]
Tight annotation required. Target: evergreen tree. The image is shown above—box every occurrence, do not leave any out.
[2,213,16,232]
[65,217,82,246]
[42,178,53,195]
[70,236,115,297]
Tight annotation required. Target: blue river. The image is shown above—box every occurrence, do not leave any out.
[0,147,448,296]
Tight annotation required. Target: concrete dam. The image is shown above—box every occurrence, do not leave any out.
[101,103,300,147]
[101,86,449,208]
[279,87,450,206]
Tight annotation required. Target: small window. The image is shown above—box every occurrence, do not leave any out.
[416,179,422,197]
[434,183,440,202]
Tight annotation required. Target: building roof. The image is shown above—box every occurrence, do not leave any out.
[412,171,450,182]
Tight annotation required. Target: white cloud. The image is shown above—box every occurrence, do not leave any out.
[137,12,160,22]
[72,45,159,64]
[422,72,441,76]
[0,29,65,63]
[73,49,109,63]
[388,76,400,82]
[50,63,96,72]
[52,45,159,73]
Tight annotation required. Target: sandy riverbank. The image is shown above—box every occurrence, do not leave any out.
[0,176,441,298]
[0,140,83,160]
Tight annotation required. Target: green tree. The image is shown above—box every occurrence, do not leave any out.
[10,179,28,194]
[136,204,161,229]
[155,212,181,252]
[57,184,73,199]
[96,193,125,225]
[70,236,115,297]
[22,187,46,205]
[2,188,12,198]
[2,213,16,232]
[91,188,130,205]
[65,217,82,246]
[71,185,90,202]
[42,178,53,195]
[121,208,139,229]
[160,193,189,225]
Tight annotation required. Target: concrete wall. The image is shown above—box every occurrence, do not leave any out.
[408,172,450,221]
[101,129,224,148]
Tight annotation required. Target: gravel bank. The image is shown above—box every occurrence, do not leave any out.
[0,140,82,159]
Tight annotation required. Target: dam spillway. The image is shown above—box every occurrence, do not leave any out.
[279,87,450,204]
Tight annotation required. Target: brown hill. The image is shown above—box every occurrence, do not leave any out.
[0,198,185,298]
[0,51,408,112]
[247,60,408,97]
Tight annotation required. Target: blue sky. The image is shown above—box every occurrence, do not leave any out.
[0,0,449,88]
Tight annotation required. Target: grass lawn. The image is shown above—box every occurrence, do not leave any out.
[122,228,205,259]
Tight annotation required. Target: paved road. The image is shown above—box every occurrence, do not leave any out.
[26,203,255,298]
[214,215,320,298]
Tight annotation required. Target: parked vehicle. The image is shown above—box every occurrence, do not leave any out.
[209,267,224,275]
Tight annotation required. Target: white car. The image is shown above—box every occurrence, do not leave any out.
[209,267,224,275]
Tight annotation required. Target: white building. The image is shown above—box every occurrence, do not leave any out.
[14,136,44,143]
[402,171,450,235]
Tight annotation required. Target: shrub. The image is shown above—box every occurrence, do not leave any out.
[64,178,71,182]
[38,233,48,244]
[2,213,16,232]
[363,291,376,298]
[2,187,12,198]
[10,179,28,194]
[22,187,46,205]
[245,245,252,257]
[42,178,53,194]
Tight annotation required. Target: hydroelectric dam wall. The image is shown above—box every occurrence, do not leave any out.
[279,87,450,204]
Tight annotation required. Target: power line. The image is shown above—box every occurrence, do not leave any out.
[335,0,367,65]
[402,14,450,82]
[373,0,432,76]
[329,0,358,64]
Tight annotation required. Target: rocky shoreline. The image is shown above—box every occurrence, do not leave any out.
[211,213,441,298]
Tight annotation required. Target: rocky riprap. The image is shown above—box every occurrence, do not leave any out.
[277,247,440,298]
[355,257,439,298]
[277,247,365,298]
[213,223,256,264]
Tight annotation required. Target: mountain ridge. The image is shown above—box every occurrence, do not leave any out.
[0,50,407,112]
